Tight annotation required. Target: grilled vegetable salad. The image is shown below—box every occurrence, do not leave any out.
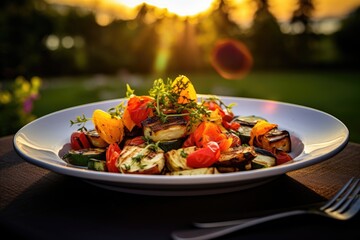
[63,75,292,175]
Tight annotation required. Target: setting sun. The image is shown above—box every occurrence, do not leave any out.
[114,0,215,17]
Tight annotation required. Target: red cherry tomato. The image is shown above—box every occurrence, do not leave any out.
[186,141,220,168]
[222,120,240,131]
[70,132,91,150]
[192,121,232,152]
[127,96,154,127]
[204,101,225,117]
[275,151,292,165]
[126,136,145,146]
[106,143,121,173]
[182,134,196,148]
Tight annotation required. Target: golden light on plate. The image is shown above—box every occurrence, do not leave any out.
[262,101,278,114]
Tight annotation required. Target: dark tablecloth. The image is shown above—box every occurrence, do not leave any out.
[1,135,359,240]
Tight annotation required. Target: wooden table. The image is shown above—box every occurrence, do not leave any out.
[1,135,359,240]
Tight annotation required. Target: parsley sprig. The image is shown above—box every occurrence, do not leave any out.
[148,77,210,128]
[69,103,125,131]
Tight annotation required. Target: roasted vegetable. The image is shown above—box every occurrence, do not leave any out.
[166,167,219,176]
[92,109,124,144]
[124,95,155,129]
[190,121,232,152]
[85,129,108,148]
[158,138,185,152]
[63,148,106,166]
[116,145,165,174]
[142,116,187,142]
[232,115,266,144]
[165,146,197,171]
[262,129,291,153]
[214,145,257,171]
[70,131,91,150]
[252,148,276,169]
[88,159,107,171]
[171,75,197,104]
[186,141,221,168]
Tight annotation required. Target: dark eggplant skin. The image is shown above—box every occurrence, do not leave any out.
[232,115,267,127]
[141,116,187,132]
[263,129,292,153]
[232,116,292,152]
[254,147,276,158]
[231,115,267,144]
[214,146,257,170]
[252,147,277,168]
[158,138,185,152]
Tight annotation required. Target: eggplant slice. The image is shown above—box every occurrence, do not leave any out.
[142,116,187,142]
[214,145,257,172]
[232,115,291,152]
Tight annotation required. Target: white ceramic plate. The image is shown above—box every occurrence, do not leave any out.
[13,96,349,196]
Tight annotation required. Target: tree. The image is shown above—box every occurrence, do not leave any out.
[194,0,243,71]
[334,6,360,67]
[0,0,54,79]
[291,0,314,34]
[289,0,315,65]
[249,0,288,68]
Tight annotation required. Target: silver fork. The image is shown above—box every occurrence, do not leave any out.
[172,177,360,240]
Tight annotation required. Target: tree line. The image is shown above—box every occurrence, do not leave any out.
[1,0,359,79]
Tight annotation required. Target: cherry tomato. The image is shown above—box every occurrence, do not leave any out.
[186,141,220,168]
[70,131,91,150]
[106,143,121,173]
[222,120,240,131]
[182,134,196,148]
[204,101,225,117]
[222,110,234,122]
[192,121,232,152]
[126,96,154,127]
[275,151,292,165]
[126,136,145,146]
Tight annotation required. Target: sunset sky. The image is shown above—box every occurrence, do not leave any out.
[47,0,360,23]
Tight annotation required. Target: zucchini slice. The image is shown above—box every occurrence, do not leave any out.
[158,138,185,152]
[252,148,276,169]
[63,148,106,166]
[88,158,107,171]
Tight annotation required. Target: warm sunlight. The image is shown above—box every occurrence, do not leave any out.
[113,0,215,17]
[47,0,360,23]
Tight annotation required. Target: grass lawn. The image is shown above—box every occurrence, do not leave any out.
[33,70,360,143]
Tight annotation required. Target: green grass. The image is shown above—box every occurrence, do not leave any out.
[33,71,360,143]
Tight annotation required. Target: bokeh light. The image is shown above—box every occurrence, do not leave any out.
[210,39,253,80]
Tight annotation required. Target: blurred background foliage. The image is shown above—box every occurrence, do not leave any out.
[1,0,360,78]
[1,0,360,141]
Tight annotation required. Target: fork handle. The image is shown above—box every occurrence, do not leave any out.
[172,210,307,240]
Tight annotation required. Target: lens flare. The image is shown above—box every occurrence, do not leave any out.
[210,39,253,80]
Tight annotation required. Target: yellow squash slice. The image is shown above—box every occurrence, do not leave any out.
[92,109,124,144]
[171,75,197,104]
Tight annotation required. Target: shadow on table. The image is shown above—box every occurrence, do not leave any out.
[1,173,358,240]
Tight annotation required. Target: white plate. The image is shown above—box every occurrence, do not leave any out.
[13,96,349,196]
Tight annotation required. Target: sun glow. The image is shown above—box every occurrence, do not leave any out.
[113,0,215,17]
